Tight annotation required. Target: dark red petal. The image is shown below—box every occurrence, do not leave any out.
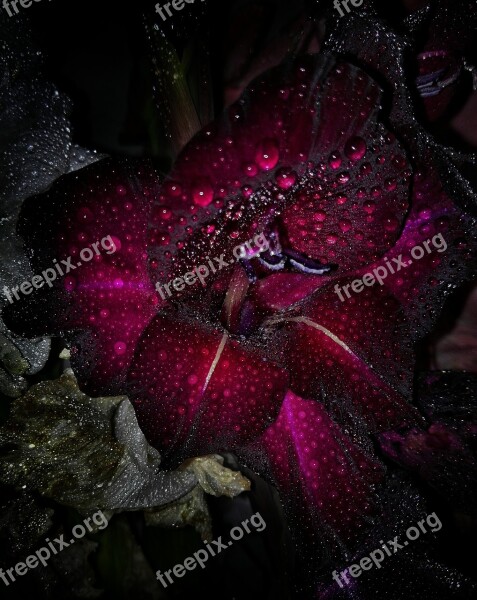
[127,312,288,458]
[379,163,477,337]
[4,159,160,395]
[241,391,383,542]
[265,283,422,432]
[148,56,410,294]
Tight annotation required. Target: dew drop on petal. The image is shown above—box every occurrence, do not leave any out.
[383,215,400,232]
[338,172,350,184]
[188,374,198,385]
[392,155,407,169]
[363,200,376,214]
[153,205,172,221]
[275,168,297,189]
[360,163,373,176]
[313,210,327,222]
[114,341,127,355]
[164,181,182,197]
[328,152,342,170]
[192,180,214,207]
[344,136,367,161]
[339,219,352,233]
[110,235,122,251]
[255,139,280,171]
[384,178,397,191]
[242,162,258,177]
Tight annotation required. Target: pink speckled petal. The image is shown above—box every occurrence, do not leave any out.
[148,56,411,295]
[127,311,288,458]
[4,159,161,395]
[266,283,422,433]
[241,390,383,541]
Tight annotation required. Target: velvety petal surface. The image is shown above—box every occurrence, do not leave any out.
[264,282,422,433]
[127,311,288,459]
[240,390,383,542]
[4,158,161,395]
[148,55,411,296]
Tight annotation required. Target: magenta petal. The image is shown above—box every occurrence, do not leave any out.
[148,56,411,292]
[4,159,161,395]
[241,391,383,541]
[376,162,477,338]
[128,312,288,457]
[249,273,328,313]
[266,283,422,432]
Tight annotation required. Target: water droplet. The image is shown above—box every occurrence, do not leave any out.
[242,162,258,177]
[275,168,297,189]
[158,233,170,246]
[241,185,253,199]
[165,181,182,197]
[339,219,352,233]
[114,341,127,355]
[328,152,342,170]
[338,172,350,184]
[371,186,381,198]
[344,136,367,161]
[360,163,373,177]
[191,179,214,206]
[255,139,279,171]
[153,205,172,221]
[313,210,327,222]
[363,200,376,214]
[384,178,397,191]
[383,215,400,232]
